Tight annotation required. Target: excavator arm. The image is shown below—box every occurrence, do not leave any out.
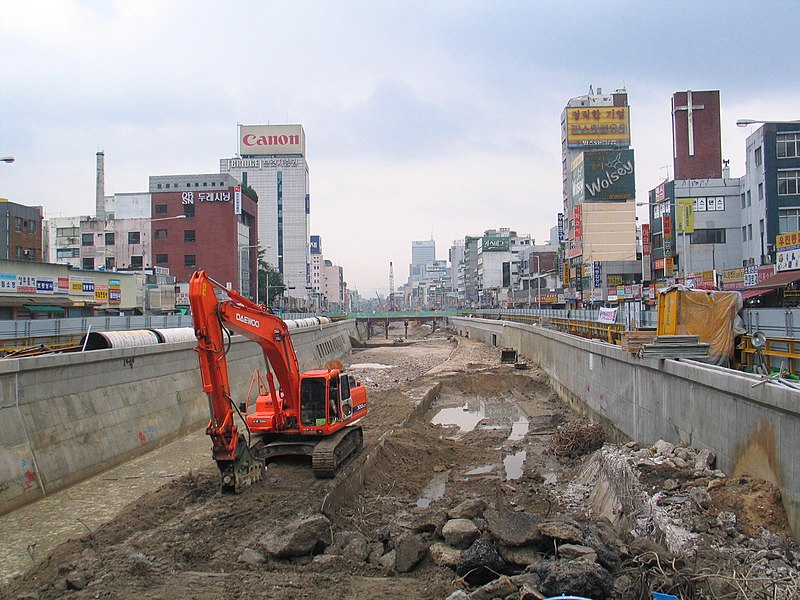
[189,270,303,491]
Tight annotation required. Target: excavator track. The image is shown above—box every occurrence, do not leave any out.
[311,426,363,478]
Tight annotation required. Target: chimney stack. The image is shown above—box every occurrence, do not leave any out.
[96,151,106,219]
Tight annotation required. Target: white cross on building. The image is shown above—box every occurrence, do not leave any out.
[673,90,705,157]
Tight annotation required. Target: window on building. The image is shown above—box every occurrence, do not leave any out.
[741,193,746,209]
[184,230,196,243]
[105,256,115,269]
[155,204,168,214]
[26,220,35,234]
[81,233,94,246]
[130,255,143,269]
[183,204,195,218]
[748,224,753,241]
[154,229,168,240]
[166,183,171,189]
[128,231,141,244]
[104,232,115,245]
[184,254,197,267]
[746,190,752,206]
[777,133,800,158]
[56,227,79,237]
[778,170,800,195]
[691,229,726,244]
[14,217,23,232]
[742,226,747,242]
[758,182,764,201]
[778,208,800,233]
[652,232,663,250]
[156,254,168,264]
[82,258,94,270]
[755,146,763,166]
[57,248,79,259]
[157,184,162,189]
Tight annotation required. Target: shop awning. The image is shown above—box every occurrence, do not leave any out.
[750,270,800,289]
[740,288,773,300]
[23,305,66,313]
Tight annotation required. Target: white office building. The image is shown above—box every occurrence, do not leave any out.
[221,124,310,300]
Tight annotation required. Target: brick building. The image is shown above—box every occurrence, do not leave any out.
[0,200,43,262]
[149,173,258,298]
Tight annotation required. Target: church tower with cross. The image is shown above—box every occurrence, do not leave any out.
[672,90,722,179]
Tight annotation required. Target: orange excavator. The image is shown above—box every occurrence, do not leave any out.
[188,270,367,492]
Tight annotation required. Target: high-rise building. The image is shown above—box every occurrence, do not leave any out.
[560,87,638,306]
[221,124,310,300]
[409,239,436,283]
[672,90,722,179]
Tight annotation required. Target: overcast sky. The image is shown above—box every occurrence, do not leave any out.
[1,0,798,295]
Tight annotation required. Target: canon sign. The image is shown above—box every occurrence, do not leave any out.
[242,134,301,148]
[238,124,305,157]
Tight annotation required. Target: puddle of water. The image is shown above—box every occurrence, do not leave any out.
[432,398,530,442]
[416,470,449,508]
[349,363,394,369]
[465,464,497,475]
[504,450,527,480]
[432,403,485,433]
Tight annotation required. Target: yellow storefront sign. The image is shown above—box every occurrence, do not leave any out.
[676,198,695,233]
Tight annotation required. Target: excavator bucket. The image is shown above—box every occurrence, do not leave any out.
[220,434,266,493]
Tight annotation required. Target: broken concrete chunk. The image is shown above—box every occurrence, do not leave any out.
[457,538,506,586]
[689,486,712,510]
[442,518,480,549]
[538,519,585,545]
[498,544,543,568]
[528,559,613,599]
[694,448,716,470]
[238,547,266,565]
[468,574,517,600]
[394,532,427,573]
[484,509,540,546]
[259,513,330,558]
[557,543,598,562]
[430,542,462,568]
[653,440,676,457]
[65,571,87,591]
[448,498,487,520]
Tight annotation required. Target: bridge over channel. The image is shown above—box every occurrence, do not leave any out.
[344,310,455,339]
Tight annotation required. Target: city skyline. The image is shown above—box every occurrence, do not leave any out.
[1,1,798,294]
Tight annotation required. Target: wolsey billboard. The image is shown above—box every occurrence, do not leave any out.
[239,124,306,157]
[577,149,636,202]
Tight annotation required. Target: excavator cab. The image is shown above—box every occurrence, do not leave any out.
[300,377,327,427]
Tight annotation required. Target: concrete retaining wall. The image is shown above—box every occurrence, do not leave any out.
[0,320,359,514]
[451,317,800,541]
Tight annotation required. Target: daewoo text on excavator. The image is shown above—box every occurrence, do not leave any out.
[189,270,367,492]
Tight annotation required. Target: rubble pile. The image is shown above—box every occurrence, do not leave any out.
[226,432,800,600]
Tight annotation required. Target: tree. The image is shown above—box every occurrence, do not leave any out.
[257,248,284,307]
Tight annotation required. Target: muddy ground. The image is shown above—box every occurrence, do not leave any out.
[1,324,798,599]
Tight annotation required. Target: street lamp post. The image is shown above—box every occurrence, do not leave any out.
[0,156,14,164]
